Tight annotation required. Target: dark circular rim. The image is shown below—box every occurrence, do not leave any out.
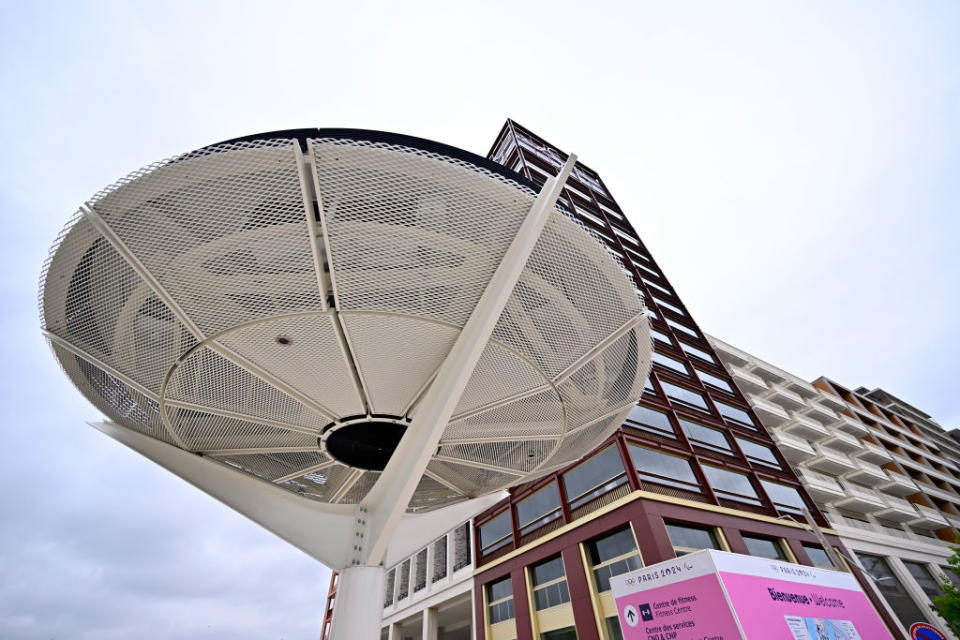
[205,127,540,192]
[322,420,408,471]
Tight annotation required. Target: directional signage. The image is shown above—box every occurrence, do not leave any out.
[611,549,897,640]
[910,622,947,640]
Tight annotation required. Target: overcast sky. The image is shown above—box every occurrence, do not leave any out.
[1,1,958,638]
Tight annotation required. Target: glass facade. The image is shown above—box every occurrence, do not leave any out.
[680,419,732,454]
[760,479,807,515]
[487,576,515,624]
[904,561,942,599]
[465,120,841,640]
[479,511,512,555]
[516,483,562,535]
[530,556,570,610]
[660,381,710,412]
[715,401,755,428]
[742,535,786,560]
[736,437,781,469]
[802,544,835,568]
[626,406,675,438]
[856,554,927,630]
[586,526,642,592]
[561,447,627,509]
[628,444,700,492]
[665,522,721,555]
[702,465,762,506]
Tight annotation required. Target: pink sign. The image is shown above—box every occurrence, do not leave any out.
[611,549,895,640]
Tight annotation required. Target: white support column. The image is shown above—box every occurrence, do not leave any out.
[327,566,384,640]
[425,541,435,592]
[387,622,403,640]
[423,607,438,640]
[359,154,577,568]
[446,531,454,581]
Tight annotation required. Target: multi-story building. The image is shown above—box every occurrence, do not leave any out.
[709,334,960,638]
[364,120,906,640]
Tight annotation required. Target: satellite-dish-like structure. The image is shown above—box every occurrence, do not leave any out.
[40,129,651,638]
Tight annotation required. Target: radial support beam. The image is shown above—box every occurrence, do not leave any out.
[89,420,356,568]
[356,154,577,568]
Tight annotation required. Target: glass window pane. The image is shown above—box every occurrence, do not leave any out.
[760,480,806,514]
[743,535,785,560]
[856,554,927,630]
[628,444,700,491]
[531,556,565,586]
[515,483,561,530]
[697,369,733,393]
[651,327,672,345]
[541,627,578,640]
[488,575,513,602]
[680,419,732,454]
[642,278,672,297]
[666,317,698,339]
[803,544,835,568]
[941,567,960,587]
[661,381,709,411]
[716,401,756,428]
[652,296,685,317]
[627,405,675,437]
[703,465,761,505]
[736,437,781,468]
[532,556,570,611]
[904,561,942,598]
[562,446,625,502]
[679,341,716,364]
[588,527,638,565]
[665,522,720,555]
[653,351,688,375]
[587,526,643,593]
[479,511,512,552]
[605,616,625,640]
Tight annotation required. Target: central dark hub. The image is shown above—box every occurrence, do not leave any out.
[325,421,407,471]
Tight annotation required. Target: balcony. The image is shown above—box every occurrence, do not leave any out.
[781,413,829,441]
[710,340,750,367]
[729,367,768,394]
[794,467,847,502]
[917,482,960,505]
[817,392,848,412]
[784,378,819,400]
[829,481,887,513]
[751,397,791,425]
[908,504,949,530]
[807,445,857,475]
[821,430,863,454]
[946,513,960,530]
[876,471,920,496]
[771,431,816,464]
[762,386,806,412]
[832,414,870,438]
[746,360,787,386]
[798,403,838,426]
[843,458,889,484]
[875,495,924,523]
[854,442,893,465]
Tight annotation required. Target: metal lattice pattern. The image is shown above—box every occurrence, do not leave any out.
[40,130,652,512]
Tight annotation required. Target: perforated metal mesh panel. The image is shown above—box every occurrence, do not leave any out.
[40,129,652,512]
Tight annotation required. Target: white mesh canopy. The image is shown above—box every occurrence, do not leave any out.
[40,129,652,512]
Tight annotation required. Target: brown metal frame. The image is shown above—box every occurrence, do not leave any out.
[469,120,907,640]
